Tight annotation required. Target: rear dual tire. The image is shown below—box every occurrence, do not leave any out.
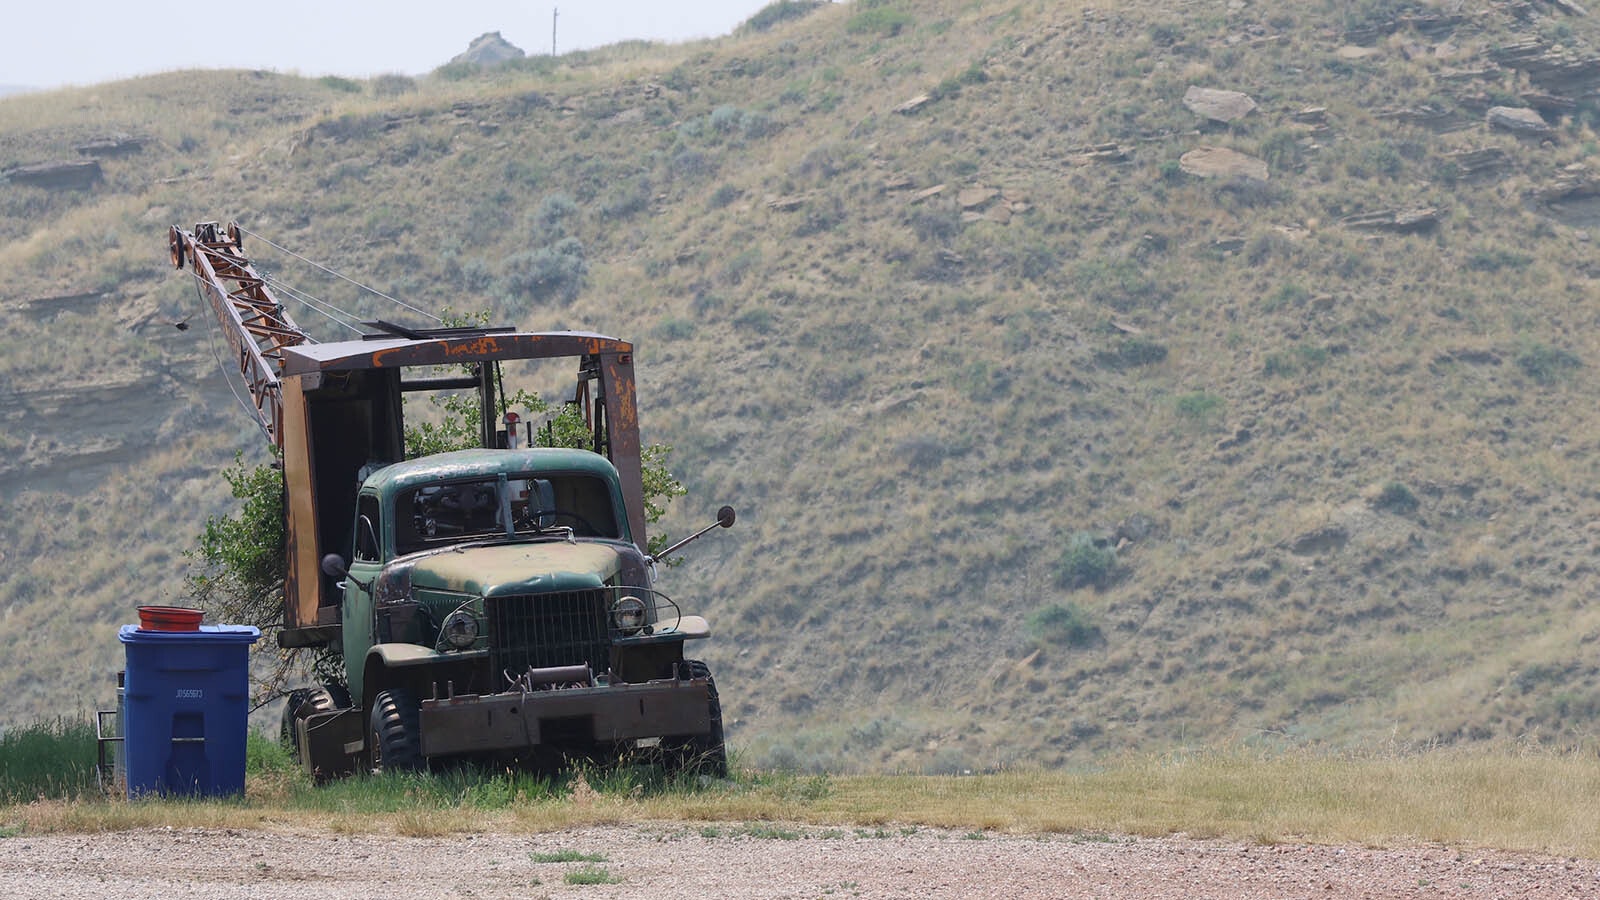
[280,683,352,762]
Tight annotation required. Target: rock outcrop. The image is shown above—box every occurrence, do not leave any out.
[1340,207,1440,233]
[1,160,102,190]
[1487,105,1552,134]
[450,31,526,68]
[1182,86,1257,123]
[1179,147,1268,181]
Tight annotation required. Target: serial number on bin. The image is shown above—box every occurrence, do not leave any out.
[175,689,204,699]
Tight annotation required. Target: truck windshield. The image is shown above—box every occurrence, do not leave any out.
[395,474,619,555]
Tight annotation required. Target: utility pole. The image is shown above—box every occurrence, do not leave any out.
[552,7,558,57]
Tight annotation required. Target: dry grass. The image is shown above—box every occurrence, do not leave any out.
[5,748,1597,858]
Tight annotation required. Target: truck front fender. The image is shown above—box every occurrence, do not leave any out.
[368,642,449,669]
[362,643,486,710]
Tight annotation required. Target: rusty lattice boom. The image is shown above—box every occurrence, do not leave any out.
[169,221,309,447]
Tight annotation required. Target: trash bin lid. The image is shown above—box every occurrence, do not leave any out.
[118,624,261,645]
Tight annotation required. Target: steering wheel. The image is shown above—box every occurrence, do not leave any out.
[519,507,600,536]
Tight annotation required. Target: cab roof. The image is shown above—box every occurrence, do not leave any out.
[279,331,632,376]
[362,448,621,495]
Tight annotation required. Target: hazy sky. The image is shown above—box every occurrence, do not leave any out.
[1,0,782,89]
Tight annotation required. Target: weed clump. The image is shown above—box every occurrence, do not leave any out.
[1027,601,1102,647]
[743,0,826,33]
[1373,481,1419,515]
[1056,531,1117,590]
[1516,342,1580,385]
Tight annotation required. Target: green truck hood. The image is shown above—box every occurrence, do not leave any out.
[404,540,632,596]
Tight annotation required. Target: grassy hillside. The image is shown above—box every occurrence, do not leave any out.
[4,0,1600,772]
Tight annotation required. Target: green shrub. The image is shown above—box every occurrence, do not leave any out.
[1263,351,1295,377]
[1028,601,1102,647]
[1073,258,1165,310]
[502,237,588,305]
[1057,532,1117,590]
[1258,129,1303,170]
[1264,282,1311,311]
[1175,391,1225,425]
[745,0,826,32]
[656,318,695,340]
[600,177,653,220]
[1466,250,1533,273]
[189,451,286,633]
[908,208,962,244]
[1516,342,1581,385]
[433,60,481,81]
[848,7,914,36]
[1095,337,1169,370]
[1374,481,1419,515]
[711,105,744,134]
[673,149,716,180]
[733,308,776,333]
[708,184,741,209]
[1148,23,1182,45]
[722,247,763,285]
[1292,344,1331,369]
[529,193,578,244]
[371,73,417,98]
[317,75,362,93]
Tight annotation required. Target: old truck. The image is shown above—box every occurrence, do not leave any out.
[169,221,732,777]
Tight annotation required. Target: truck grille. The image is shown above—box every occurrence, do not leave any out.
[487,590,609,678]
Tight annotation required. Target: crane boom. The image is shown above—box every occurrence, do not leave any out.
[169,221,309,447]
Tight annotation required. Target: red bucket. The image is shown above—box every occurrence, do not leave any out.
[137,606,203,631]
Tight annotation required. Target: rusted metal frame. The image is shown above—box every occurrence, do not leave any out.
[598,349,645,552]
[185,232,308,446]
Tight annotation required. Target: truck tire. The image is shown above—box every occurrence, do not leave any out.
[664,660,727,777]
[280,684,352,761]
[369,687,425,773]
[280,689,314,749]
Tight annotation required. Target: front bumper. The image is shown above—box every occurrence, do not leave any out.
[418,677,712,757]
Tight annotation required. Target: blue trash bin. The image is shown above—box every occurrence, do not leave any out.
[118,624,260,798]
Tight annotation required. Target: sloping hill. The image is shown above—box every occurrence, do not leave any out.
[4,0,1600,771]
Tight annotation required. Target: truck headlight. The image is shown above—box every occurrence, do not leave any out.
[611,595,647,636]
[441,609,479,649]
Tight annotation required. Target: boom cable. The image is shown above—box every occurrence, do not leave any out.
[234,225,443,323]
[189,276,274,446]
[261,273,365,336]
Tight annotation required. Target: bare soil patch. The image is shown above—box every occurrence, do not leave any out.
[1,824,1594,899]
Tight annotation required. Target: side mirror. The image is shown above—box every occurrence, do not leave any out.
[648,505,738,565]
[321,553,349,579]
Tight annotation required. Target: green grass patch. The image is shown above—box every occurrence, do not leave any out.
[848,7,914,36]
[564,865,622,885]
[1027,602,1102,647]
[531,849,608,863]
[1516,341,1581,385]
[0,719,101,802]
[1174,391,1225,427]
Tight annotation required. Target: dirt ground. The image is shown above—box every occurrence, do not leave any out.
[0,823,1595,899]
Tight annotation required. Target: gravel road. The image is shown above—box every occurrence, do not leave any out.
[1,824,1594,899]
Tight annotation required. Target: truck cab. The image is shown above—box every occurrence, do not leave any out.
[319,448,720,774]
